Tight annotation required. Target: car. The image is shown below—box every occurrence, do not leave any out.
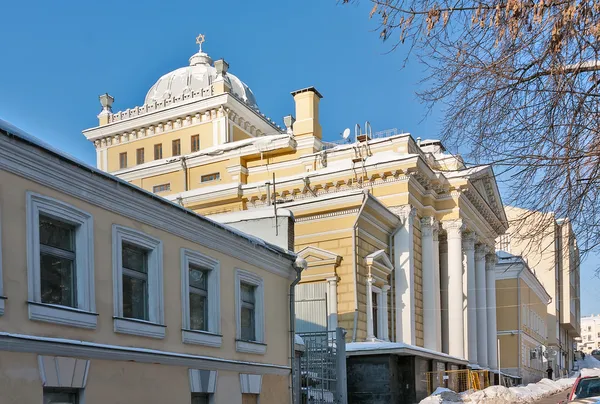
[568,369,600,402]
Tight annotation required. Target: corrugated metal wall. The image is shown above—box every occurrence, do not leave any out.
[295,282,328,333]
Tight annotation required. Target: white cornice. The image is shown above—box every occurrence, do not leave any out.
[0,133,296,279]
[0,332,289,375]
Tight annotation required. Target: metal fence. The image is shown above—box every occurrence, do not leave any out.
[297,329,347,404]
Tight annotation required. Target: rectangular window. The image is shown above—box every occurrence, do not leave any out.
[172,139,181,156]
[189,265,209,331]
[112,225,164,339]
[136,148,145,165]
[39,215,77,308]
[372,291,378,339]
[181,249,222,347]
[43,388,78,404]
[121,243,149,321]
[201,173,220,183]
[242,394,258,404]
[191,135,200,152]
[191,394,209,404]
[152,183,171,193]
[240,283,256,341]
[154,143,163,160]
[235,269,265,354]
[119,152,127,169]
[27,192,96,329]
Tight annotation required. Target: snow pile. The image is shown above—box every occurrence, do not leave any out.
[420,387,463,403]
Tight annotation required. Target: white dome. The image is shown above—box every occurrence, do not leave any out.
[144,51,258,110]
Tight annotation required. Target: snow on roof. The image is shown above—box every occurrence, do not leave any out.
[209,207,293,223]
[0,119,295,260]
[346,341,467,363]
[440,165,490,179]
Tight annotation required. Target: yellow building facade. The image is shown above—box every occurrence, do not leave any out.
[495,253,552,384]
[83,39,509,402]
[0,120,303,404]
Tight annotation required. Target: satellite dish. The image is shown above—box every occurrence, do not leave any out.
[342,128,351,139]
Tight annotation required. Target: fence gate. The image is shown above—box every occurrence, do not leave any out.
[297,330,340,404]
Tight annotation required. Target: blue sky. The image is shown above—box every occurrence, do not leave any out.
[1,0,598,315]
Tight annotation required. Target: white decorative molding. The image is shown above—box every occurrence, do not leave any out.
[181,248,221,347]
[112,225,165,338]
[239,374,262,394]
[0,332,289,375]
[26,192,96,328]
[189,369,217,393]
[235,269,265,353]
[28,302,98,329]
[38,355,90,388]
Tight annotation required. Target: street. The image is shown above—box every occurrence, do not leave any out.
[534,390,570,404]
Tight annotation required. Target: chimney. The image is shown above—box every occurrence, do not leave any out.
[290,87,323,140]
[213,59,231,95]
[98,93,114,126]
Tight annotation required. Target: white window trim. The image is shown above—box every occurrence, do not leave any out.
[0,206,5,315]
[235,269,266,355]
[181,248,222,347]
[26,192,96,329]
[112,225,165,339]
[371,285,387,340]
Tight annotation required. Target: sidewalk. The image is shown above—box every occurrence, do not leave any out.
[534,390,569,404]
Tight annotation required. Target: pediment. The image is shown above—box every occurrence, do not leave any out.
[364,250,394,273]
[297,246,342,267]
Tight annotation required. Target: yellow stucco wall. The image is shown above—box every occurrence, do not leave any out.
[496,279,518,331]
[0,169,291,368]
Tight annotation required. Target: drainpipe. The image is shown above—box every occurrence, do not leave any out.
[388,221,404,342]
[351,192,369,342]
[290,257,307,404]
[180,156,188,192]
[517,266,524,380]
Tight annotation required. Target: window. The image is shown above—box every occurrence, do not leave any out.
[136,148,145,165]
[43,388,79,404]
[241,283,256,341]
[191,135,200,152]
[172,139,181,156]
[242,394,258,404]
[201,173,220,183]
[26,192,96,329]
[235,269,265,354]
[154,143,163,160]
[119,152,127,169]
[152,183,171,193]
[192,394,209,404]
[372,291,378,339]
[112,225,164,338]
[181,249,221,347]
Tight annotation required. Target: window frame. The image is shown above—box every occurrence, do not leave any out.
[26,192,97,329]
[191,135,200,153]
[119,152,127,169]
[172,139,181,156]
[201,173,220,183]
[154,143,163,160]
[43,387,80,404]
[181,248,222,347]
[152,183,171,194]
[136,148,145,165]
[112,225,165,339]
[235,269,265,354]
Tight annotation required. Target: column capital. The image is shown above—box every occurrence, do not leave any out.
[366,276,374,285]
[421,216,439,237]
[475,244,489,260]
[382,284,391,292]
[441,219,465,239]
[485,253,498,270]
[393,205,417,221]
[326,276,339,284]
[462,232,477,251]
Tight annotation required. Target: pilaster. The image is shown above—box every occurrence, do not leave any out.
[462,232,478,365]
[475,244,488,367]
[326,276,338,333]
[394,205,416,345]
[421,217,441,352]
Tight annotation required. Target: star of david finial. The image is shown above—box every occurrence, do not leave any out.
[196,34,206,52]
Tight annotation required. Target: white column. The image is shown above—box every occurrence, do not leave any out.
[366,276,375,341]
[394,206,416,345]
[463,232,478,366]
[439,235,449,354]
[475,244,488,367]
[327,277,338,332]
[382,285,391,341]
[486,253,499,369]
[433,227,442,351]
[442,220,465,359]
[421,217,441,352]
